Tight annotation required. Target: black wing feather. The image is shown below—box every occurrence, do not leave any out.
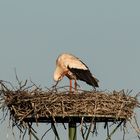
[68,67,99,88]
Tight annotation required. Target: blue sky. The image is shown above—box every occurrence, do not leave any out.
[0,1,140,140]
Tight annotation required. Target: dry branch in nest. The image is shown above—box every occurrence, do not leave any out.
[0,80,139,140]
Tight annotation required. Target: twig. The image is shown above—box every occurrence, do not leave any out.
[106,121,123,140]
[128,120,140,139]
[28,123,40,140]
[85,117,95,140]
[106,122,111,140]
[134,115,140,132]
[19,109,34,122]
[51,123,60,140]
[135,92,140,98]
[22,129,27,140]
[14,68,22,89]
[62,122,67,130]
[80,117,86,139]
[41,127,52,140]
[122,124,126,140]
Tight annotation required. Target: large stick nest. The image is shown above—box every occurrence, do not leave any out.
[0,80,140,140]
[0,80,138,124]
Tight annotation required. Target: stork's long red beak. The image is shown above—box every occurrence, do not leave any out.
[52,81,59,89]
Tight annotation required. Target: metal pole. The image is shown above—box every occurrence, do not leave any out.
[69,122,77,140]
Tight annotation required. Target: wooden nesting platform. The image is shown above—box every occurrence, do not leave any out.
[1,87,138,125]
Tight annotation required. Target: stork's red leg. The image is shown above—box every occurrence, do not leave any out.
[69,79,72,93]
[74,79,77,91]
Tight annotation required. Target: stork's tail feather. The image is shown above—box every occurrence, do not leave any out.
[69,68,99,88]
[91,76,99,87]
[85,71,99,87]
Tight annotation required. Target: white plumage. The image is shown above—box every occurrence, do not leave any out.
[54,53,99,91]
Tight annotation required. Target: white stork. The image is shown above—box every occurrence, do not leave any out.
[53,53,99,91]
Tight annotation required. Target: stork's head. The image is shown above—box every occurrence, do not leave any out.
[53,66,63,82]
